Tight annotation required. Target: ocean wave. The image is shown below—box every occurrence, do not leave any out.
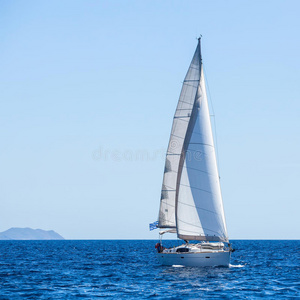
[229,264,245,268]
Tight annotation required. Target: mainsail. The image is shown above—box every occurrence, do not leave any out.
[158,39,228,243]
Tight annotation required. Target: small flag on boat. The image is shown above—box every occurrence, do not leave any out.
[149,221,158,231]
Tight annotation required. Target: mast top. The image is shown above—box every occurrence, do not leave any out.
[198,35,202,62]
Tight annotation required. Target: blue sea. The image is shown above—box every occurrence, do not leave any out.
[0,240,299,299]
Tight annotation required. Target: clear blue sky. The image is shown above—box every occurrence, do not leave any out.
[0,1,299,239]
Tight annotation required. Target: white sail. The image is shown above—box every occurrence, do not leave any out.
[176,66,228,242]
[158,39,228,243]
[158,42,201,228]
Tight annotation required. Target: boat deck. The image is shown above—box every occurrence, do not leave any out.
[161,242,227,254]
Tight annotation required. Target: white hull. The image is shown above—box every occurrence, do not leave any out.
[157,250,231,267]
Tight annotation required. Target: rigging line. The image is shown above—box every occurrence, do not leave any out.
[203,63,221,178]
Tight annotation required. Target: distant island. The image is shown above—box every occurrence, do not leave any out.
[0,227,64,240]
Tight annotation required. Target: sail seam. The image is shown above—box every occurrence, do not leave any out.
[162,184,176,190]
[177,100,194,106]
[187,130,210,138]
[163,170,178,174]
[182,83,199,88]
[170,133,184,140]
[188,143,213,147]
[183,165,216,176]
[177,218,222,235]
[160,200,175,207]
[177,200,222,216]
[187,66,200,71]
[179,183,214,195]
[174,115,191,119]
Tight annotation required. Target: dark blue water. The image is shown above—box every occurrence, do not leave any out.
[0,240,299,299]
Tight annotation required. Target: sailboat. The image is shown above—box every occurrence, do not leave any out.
[154,37,232,267]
